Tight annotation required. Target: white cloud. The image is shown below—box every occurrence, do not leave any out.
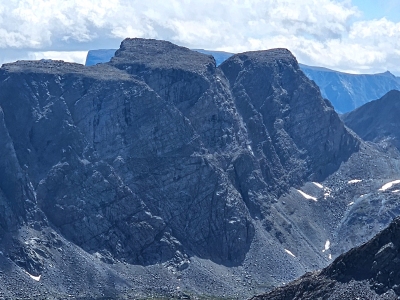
[0,0,399,74]
[29,51,88,64]
[0,51,87,67]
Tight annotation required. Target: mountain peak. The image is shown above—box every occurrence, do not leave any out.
[223,48,297,67]
[111,38,216,74]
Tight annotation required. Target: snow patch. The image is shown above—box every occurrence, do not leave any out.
[393,190,400,193]
[284,249,296,257]
[323,187,332,199]
[348,179,362,184]
[313,182,323,189]
[247,144,254,155]
[379,180,400,191]
[348,202,354,206]
[296,189,317,202]
[322,240,330,252]
[329,254,332,260]
[25,271,41,282]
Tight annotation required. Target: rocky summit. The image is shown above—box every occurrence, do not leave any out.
[0,38,399,299]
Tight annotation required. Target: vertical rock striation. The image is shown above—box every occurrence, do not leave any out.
[0,38,366,298]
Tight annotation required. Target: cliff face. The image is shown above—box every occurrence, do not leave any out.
[0,38,396,299]
[220,50,358,185]
[0,58,253,267]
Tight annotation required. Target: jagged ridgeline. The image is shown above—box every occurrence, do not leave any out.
[1,38,396,299]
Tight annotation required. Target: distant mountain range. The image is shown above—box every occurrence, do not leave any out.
[86,49,400,114]
[85,49,117,66]
[300,64,400,113]
[192,49,233,65]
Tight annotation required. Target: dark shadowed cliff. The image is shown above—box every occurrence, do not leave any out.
[343,90,400,151]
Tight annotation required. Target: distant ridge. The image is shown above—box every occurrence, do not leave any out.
[192,49,233,65]
[300,63,400,113]
[85,49,116,66]
[342,89,400,150]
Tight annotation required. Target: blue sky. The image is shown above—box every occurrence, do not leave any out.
[0,0,399,75]
[353,0,400,22]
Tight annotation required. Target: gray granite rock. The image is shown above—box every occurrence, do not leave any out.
[251,217,400,300]
[0,38,396,299]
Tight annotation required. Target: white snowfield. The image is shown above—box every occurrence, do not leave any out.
[312,182,323,189]
[284,249,296,257]
[296,189,317,201]
[348,202,355,206]
[379,180,400,191]
[393,190,400,193]
[348,179,362,184]
[322,240,330,252]
[26,271,41,282]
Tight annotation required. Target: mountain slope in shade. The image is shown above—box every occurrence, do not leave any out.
[300,64,400,113]
[342,90,400,150]
[1,38,400,298]
[251,217,400,300]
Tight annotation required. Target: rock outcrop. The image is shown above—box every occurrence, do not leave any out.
[0,38,399,299]
[251,217,400,300]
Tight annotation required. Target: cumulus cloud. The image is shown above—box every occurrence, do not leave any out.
[29,51,88,64]
[0,0,399,74]
[0,50,88,67]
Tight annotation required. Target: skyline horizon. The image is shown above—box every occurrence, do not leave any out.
[1,1,400,75]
